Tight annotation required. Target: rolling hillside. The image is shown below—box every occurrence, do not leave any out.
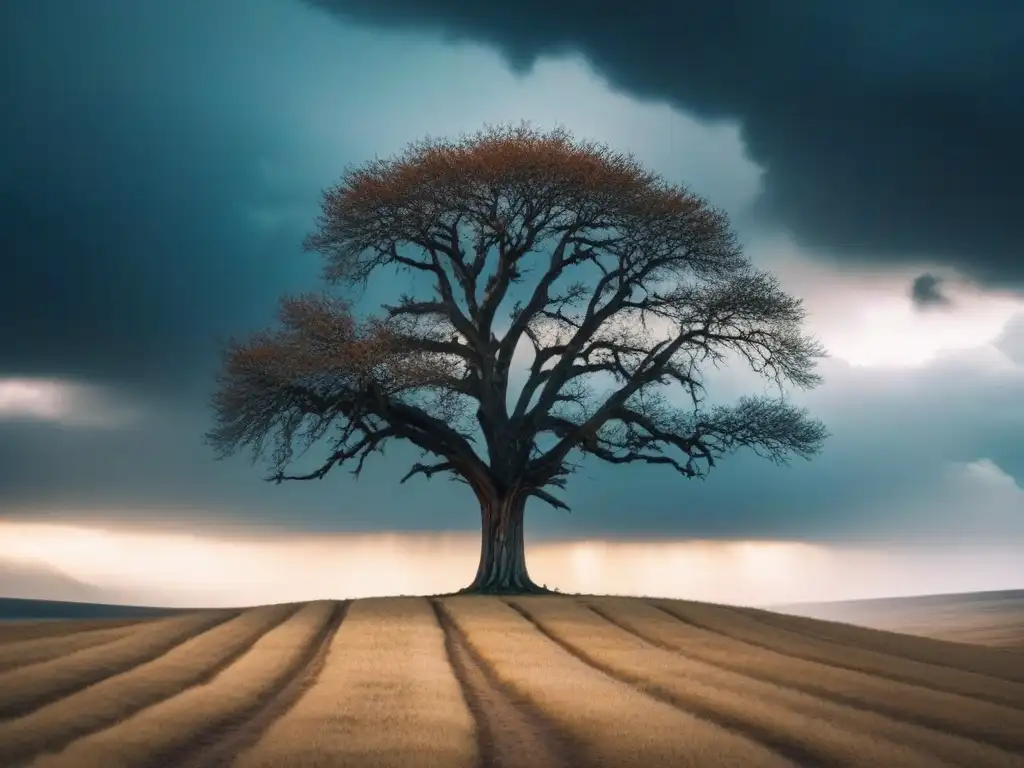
[0,594,1021,767]
[0,597,187,623]
[774,589,1024,650]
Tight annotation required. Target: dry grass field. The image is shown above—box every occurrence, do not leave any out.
[773,589,1024,650]
[2,594,1023,767]
[0,618,151,647]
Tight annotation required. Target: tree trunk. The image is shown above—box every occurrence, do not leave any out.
[461,493,550,594]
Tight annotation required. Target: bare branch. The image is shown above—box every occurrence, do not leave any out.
[399,460,456,484]
[529,487,572,512]
[268,425,395,483]
[207,293,488,486]
[217,122,827,516]
[533,394,827,484]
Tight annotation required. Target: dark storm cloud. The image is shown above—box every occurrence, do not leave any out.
[910,273,952,309]
[305,0,1024,289]
[2,0,1022,551]
[0,0,322,402]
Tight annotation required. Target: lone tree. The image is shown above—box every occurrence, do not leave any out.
[208,124,828,593]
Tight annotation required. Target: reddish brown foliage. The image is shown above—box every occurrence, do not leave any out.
[220,294,459,395]
[208,123,827,591]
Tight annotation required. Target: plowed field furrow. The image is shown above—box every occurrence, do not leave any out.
[230,597,479,768]
[440,595,797,768]
[0,604,298,765]
[31,601,339,768]
[512,597,961,768]
[435,599,579,768]
[7,595,1021,767]
[175,602,347,768]
[0,618,150,646]
[0,623,147,673]
[632,598,1024,753]
[651,598,1024,711]
[588,597,1023,767]
[0,611,235,719]
[735,605,1024,682]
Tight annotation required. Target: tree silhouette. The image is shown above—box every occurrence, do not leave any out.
[207,123,828,593]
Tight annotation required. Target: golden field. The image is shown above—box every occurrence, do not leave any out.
[0,594,1022,767]
[772,590,1024,650]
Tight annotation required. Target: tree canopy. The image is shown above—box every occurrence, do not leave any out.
[207,123,828,590]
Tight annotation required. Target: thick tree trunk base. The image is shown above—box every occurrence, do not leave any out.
[457,580,554,595]
[461,493,553,595]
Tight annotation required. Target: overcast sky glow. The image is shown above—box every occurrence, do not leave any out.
[0,0,1021,605]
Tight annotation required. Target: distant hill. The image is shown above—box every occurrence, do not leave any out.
[0,556,189,620]
[773,589,1024,649]
[0,557,107,604]
[0,596,186,621]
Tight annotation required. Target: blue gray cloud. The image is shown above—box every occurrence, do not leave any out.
[306,0,1024,289]
[0,0,1021,550]
[910,274,952,309]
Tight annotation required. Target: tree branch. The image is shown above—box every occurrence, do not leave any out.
[235,123,830,512]
[399,460,456,483]
[529,487,572,511]
[531,395,827,484]
[267,426,395,483]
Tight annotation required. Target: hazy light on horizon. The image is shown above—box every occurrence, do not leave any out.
[0,521,1020,608]
[0,378,137,427]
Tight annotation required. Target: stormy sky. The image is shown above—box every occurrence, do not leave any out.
[1,0,1022,606]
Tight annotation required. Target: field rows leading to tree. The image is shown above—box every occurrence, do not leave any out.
[0,595,1022,767]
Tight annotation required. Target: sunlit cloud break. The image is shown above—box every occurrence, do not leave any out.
[0,378,138,427]
[1,520,1020,609]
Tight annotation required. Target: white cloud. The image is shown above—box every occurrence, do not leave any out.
[931,458,1024,539]
[749,234,1024,370]
[842,457,1024,545]
[958,457,1022,493]
[949,458,1024,528]
[995,312,1024,365]
[0,378,139,428]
